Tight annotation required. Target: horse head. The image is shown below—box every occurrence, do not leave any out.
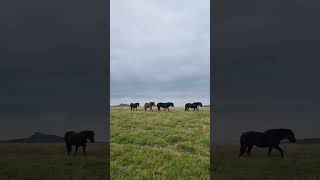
[285,129,296,143]
[170,103,174,107]
[136,103,140,107]
[194,102,202,107]
[150,102,155,106]
[82,130,95,143]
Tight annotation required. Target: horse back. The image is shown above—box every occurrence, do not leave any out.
[64,131,75,140]
[64,131,86,145]
[241,131,269,147]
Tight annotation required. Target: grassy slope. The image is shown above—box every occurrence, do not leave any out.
[213,144,320,180]
[111,108,210,180]
[0,143,107,180]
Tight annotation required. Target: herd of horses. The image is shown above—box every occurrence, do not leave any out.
[129,102,203,112]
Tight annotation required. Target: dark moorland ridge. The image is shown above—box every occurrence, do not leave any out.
[296,138,320,144]
[0,132,107,143]
[0,132,65,143]
[111,103,130,107]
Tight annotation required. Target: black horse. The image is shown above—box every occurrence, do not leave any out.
[64,130,95,156]
[130,103,140,111]
[157,102,174,112]
[185,102,203,111]
[239,129,296,158]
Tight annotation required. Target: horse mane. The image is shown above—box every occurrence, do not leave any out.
[193,102,202,106]
[80,130,95,136]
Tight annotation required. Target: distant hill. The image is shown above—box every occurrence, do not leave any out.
[296,138,320,144]
[0,132,64,143]
[111,103,130,107]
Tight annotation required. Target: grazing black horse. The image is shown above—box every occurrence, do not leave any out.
[130,103,140,111]
[239,129,296,158]
[64,130,95,156]
[157,102,174,112]
[185,102,203,111]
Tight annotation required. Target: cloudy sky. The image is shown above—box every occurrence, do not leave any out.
[110,0,210,106]
[213,0,320,143]
[0,0,107,141]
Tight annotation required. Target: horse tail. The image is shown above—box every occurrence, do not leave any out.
[64,131,73,145]
[239,132,248,157]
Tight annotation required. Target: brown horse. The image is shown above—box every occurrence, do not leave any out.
[144,102,155,111]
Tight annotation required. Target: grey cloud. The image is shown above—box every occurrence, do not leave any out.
[213,0,320,143]
[0,0,107,141]
[111,0,210,106]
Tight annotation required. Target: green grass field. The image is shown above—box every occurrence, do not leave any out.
[212,144,320,180]
[0,143,107,180]
[110,107,210,179]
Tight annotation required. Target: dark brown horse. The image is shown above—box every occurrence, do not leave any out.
[130,103,140,111]
[144,102,155,111]
[64,130,95,156]
[157,102,174,112]
[239,129,296,158]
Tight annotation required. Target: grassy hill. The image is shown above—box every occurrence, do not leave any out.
[0,143,107,180]
[212,144,320,180]
[110,107,210,179]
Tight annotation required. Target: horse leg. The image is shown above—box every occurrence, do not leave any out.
[267,147,273,157]
[247,145,253,157]
[196,107,199,111]
[83,145,86,156]
[74,145,78,156]
[168,108,170,112]
[274,145,284,158]
[239,145,247,157]
[66,144,71,156]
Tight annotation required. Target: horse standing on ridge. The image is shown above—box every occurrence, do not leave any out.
[185,102,203,111]
[130,103,140,111]
[144,102,155,111]
[239,128,296,158]
[64,130,95,156]
[157,102,174,112]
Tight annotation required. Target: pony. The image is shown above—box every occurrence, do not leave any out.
[130,103,140,111]
[144,102,155,111]
[157,102,174,112]
[64,130,95,156]
[239,128,296,158]
[185,102,203,111]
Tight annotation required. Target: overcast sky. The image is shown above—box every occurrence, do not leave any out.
[110,0,210,106]
[213,0,320,143]
[0,0,107,141]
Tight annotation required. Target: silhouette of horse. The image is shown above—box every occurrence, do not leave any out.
[130,103,140,111]
[157,102,174,112]
[144,102,155,111]
[185,102,203,111]
[64,130,95,156]
[239,129,296,158]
